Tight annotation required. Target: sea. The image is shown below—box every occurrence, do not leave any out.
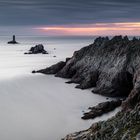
[0,35,120,140]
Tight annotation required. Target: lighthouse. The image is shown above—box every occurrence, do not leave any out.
[8,35,18,44]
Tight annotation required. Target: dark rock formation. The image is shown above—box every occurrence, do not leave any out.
[35,36,140,139]
[122,68,140,110]
[25,44,48,54]
[33,61,66,74]
[36,36,138,97]
[82,100,122,120]
[63,60,140,139]
[63,104,140,140]
[8,35,19,44]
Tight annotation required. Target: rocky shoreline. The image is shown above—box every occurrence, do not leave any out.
[82,100,122,120]
[33,36,140,139]
[63,103,140,140]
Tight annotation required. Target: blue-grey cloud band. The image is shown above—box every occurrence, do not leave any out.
[0,0,139,25]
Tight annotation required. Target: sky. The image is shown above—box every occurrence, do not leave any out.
[0,0,140,36]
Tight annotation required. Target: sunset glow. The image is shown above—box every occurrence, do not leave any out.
[36,22,140,36]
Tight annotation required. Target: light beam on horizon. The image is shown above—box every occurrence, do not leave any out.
[35,22,140,36]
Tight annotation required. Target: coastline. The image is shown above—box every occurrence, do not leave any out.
[35,36,140,139]
[0,36,119,140]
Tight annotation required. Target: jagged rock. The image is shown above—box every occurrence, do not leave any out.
[25,44,48,54]
[34,36,140,139]
[63,104,140,140]
[63,64,140,139]
[8,35,18,44]
[36,36,140,97]
[33,61,66,74]
[122,68,140,110]
[82,100,122,120]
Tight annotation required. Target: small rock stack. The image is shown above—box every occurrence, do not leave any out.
[25,44,48,54]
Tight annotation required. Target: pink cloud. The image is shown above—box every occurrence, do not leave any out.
[35,22,140,36]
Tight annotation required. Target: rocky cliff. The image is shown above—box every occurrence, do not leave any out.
[63,103,140,140]
[36,36,140,97]
[34,36,140,139]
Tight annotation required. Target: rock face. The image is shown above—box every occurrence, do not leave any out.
[37,36,137,97]
[63,104,140,140]
[63,62,140,140]
[34,61,66,74]
[36,36,140,139]
[82,100,122,120]
[25,44,48,54]
[136,133,140,140]
[8,35,18,44]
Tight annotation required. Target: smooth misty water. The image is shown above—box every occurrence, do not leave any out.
[0,36,120,140]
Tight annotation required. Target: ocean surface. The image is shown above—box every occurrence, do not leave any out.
[0,36,120,140]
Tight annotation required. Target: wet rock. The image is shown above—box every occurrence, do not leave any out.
[25,44,48,54]
[82,100,122,120]
[66,57,71,62]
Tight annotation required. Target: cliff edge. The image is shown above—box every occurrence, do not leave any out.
[34,36,140,139]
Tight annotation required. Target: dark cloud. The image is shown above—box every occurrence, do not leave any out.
[0,0,139,26]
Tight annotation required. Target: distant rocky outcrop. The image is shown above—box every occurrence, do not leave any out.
[8,35,19,44]
[82,100,122,120]
[34,36,140,139]
[24,44,48,54]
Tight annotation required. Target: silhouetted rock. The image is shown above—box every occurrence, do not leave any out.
[63,104,140,140]
[32,70,36,73]
[37,36,138,97]
[66,58,71,62]
[34,36,140,139]
[82,100,122,120]
[35,61,66,74]
[8,35,19,44]
[24,44,48,54]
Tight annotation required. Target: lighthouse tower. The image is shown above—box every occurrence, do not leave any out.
[8,35,18,44]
